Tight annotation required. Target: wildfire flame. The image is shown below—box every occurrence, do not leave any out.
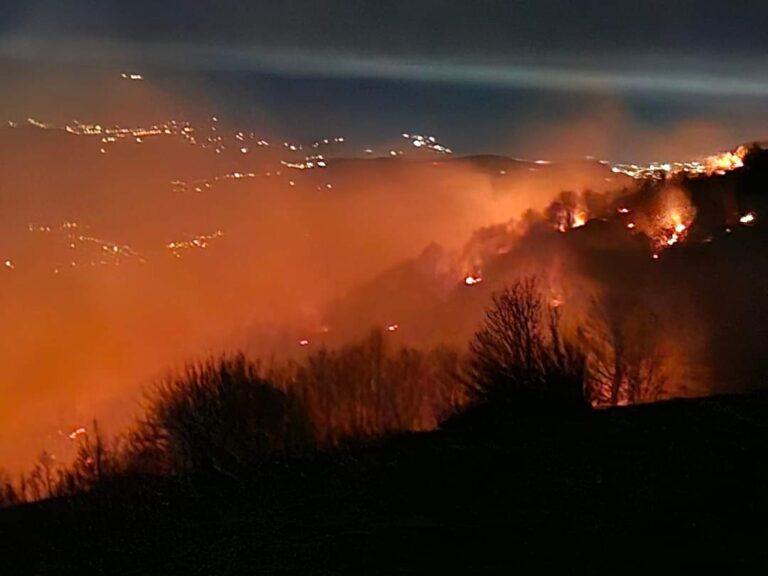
[571,212,587,228]
[704,147,748,175]
[631,187,697,254]
[555,210,588,232]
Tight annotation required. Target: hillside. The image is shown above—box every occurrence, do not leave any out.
[1,392,767,574]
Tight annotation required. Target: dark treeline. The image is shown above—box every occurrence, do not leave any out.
[0,277,670,506]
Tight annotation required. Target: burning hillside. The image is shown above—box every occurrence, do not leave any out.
[0,115,767,470]
[321,143,768,403]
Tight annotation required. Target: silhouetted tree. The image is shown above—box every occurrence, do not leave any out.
[578,293,667,406]
[468,277,587,407]
[277,331,467,445]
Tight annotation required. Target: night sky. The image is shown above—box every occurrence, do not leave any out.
[1,1,767,160]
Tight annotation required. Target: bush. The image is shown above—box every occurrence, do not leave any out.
[129,354,314,477]
[54,420,121,497]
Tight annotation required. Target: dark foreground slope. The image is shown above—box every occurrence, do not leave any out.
[1,393,767,574]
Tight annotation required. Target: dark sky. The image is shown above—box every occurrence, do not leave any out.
[1,1,767,159]
[3,1,767,56]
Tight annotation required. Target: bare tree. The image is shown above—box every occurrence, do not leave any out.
[281,330,467,446]
[468,277,586,406]
[579,293,667,406]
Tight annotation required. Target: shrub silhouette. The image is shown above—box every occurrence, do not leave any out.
[467,277,587,407]
[49,421,115,497]
[0,336,464,499]
[0,469,20,508]
[131,354,314,476]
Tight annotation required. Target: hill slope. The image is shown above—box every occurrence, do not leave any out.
[1,392,767,574]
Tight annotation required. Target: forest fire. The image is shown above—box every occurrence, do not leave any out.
[662,211,691,248]
[0,97,766,487]
[3,2,768,572]
[663,213,688,247]
[618,186,699,253]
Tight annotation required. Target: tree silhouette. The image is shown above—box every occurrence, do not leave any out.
[131,354,314,477]
[468,277,587,407]
[578,293,667,406]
